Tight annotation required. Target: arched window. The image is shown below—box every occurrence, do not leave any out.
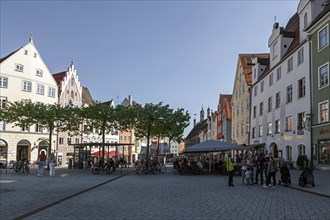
[286,145,292,161]
[304,12,308,29]
[298,144,306,156]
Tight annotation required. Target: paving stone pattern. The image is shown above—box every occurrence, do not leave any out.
[0,167,329,220]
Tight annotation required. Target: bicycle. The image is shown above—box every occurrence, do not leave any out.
[92,162,114,174]
[13,160,30,174]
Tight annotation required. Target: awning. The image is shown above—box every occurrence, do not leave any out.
[182,140,242,153]
[91,151,123,157]
[241,143,265,150]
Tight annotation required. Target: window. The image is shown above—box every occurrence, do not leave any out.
[36,69,43,77]
[241,103,244,114]
[24,50,28,55]
[34,53,37,58]
[35,124,43,133]
[298,144,306,156]
[0,77,8,88]
[254,86,258,96]
[261,81,264,92]
[287,57,293,72]
[75,138,80,144]
[67,138,72,145]
[269,73,273,86]
[253,106,257,118]
[0,121,5,131]
[320,101,329,123]
[246,97,249,110]
[241,123,244,135]
[267,122,272,135]
[236,125,239,136]
[59,137,64,145]
[259,125,263,137]
[286,85,293,103]
[0,97,7,109]
[275,119,280,133]
[21,125,29,132]
[275,92,280,109]
[285,115,293,131]
[298,47,304,65]
[268,96,273,112]
[252,127,256,138]
[36,84,45,95]
[319,63,329,89]
[319,25,328,50]
[298,77,306,98]
[286,145,292,161]
[297,112,305,130]
[22,81,32,92]
[236,106,239,116]
[273,41,278,58]
[276,66,281,81]
[48,87,56,97]
[304,13,308,29]
[260,102,263,116]
[15,64,24,72]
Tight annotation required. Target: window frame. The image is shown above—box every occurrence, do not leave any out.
[275,92,281,109]
[22,81,32,92]
[318,24,329,51]
[286,84,293,103]
[287,57,293,73]
[285,115,293,131]
[319,63,329,89]
[319,101,329,123]
[0,77,8,88]
[297,47,304,65]
[36,84,45,95]
[15,63,24,72]
[298,77,306,98]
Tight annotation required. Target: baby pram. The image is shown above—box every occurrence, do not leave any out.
[279,165,291,185]
[298,167,315,187]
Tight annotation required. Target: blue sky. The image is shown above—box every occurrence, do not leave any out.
[1,0,299,136]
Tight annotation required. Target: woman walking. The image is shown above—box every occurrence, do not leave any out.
[264,156,277,188]
[48,153,56,176]
[37,151,47,177]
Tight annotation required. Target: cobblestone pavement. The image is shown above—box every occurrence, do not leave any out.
[0,166,329,220]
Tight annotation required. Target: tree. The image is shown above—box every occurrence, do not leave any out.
[1,100,80,157]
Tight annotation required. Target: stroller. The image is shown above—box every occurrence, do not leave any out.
[279,165,291,185]
[298,167,315,187]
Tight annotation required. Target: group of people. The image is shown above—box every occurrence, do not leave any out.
[226,153,280,188]
[36,151,56,177]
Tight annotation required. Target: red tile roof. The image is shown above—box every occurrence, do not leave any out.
[52,71,66,86]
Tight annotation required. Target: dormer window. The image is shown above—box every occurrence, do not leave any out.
[303,12,308,29]
[15,64,24,72]
[36,69,43,77]
[273,41,278,59]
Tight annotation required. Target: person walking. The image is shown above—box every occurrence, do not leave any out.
[264,156,277,188]
[48,153,56,176]
[226,155,235,187]
[255,153,265,185]
[37,151,47,177]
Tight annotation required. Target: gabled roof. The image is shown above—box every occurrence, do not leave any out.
[224,97,232,120]
[52,71,66,86]
[239,53,270,86]
[0,49,20,63]
[82,87,93,105]
[283,13,300,58]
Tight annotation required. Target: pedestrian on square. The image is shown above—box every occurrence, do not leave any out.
[255,153,265,185]
[48,153,56,176]
[37,151,47,177]
[241,156,247,184]
[264,156,277,188]
[226,155,234,187]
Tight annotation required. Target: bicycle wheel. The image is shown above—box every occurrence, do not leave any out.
[161,165,167,173]
[25,166,30,174]
[106,166,113,174]
[13,163,20,172]
[135,165,141,174]
[92,167,100,174]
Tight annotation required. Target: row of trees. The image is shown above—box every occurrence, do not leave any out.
[0,100,190,163]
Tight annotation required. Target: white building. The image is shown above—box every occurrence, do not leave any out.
[250,0,325,164]
[0,37,58,162]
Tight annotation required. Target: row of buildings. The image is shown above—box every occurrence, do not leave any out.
[185,0,330,167]
[0,37,182,167]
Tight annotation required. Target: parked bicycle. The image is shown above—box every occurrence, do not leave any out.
[92,161,114,174]
[13,160,30,174]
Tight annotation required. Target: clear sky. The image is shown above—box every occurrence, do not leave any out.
[1,0,299,137]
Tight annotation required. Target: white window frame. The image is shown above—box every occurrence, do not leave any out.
[286,85,293,103]
[297,112,305,130]
[22,81,32,92]
[318,24,328,51]
[15,63,24,72]
[259,125,263,137]
[0,97,7,109]
[259,102,263,116]
[269,73,273,86]
[268,96,272,112]
[0,77,8,88]
[275,92,281,109]
[319,63,329,89]
[275,119,280,133]
[297,47,304,65]
[285,115,293,131]
[267,122,272,135]
[36,69,43,77]
[36,84,45,95]
[261,81,264,92]
[319,101,329,123]
[298,77,306,98]
[287,57,293,73]
[48,87,56,97]
[276,66,281,81]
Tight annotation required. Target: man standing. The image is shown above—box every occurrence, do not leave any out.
[226,155,234,187]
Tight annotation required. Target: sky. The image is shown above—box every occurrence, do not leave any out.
[0,0,299,137]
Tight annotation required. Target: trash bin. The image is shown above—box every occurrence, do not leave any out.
[68,159,73,169]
